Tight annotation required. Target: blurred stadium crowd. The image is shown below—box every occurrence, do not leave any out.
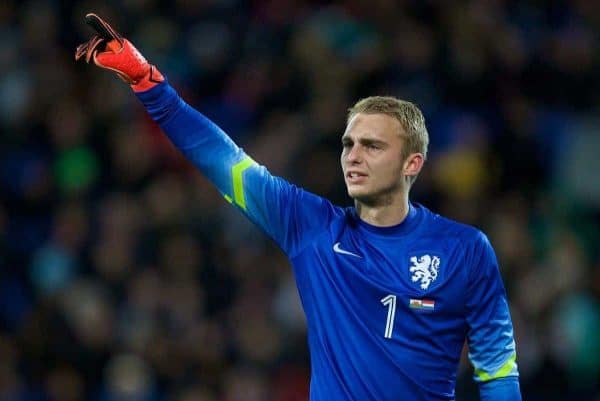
[1,0,600,400]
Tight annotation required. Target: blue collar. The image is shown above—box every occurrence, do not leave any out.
[353,203,422,237]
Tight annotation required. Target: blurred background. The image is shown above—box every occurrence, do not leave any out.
[1,0,600,400]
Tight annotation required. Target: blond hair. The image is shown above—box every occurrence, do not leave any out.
[347,96,429,184]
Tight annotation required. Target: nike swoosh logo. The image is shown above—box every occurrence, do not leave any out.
[333,242,362,258]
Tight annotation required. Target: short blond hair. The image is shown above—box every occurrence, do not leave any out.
[348,96,429,159]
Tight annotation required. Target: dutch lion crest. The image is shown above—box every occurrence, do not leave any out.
[409,255,440,290]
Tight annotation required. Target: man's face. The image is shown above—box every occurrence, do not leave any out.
[341,113,409,204]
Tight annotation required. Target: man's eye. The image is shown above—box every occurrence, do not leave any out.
[367,144,380,150]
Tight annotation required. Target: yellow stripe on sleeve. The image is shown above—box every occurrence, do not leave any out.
[226,156,256,210]
[475,353,517,382]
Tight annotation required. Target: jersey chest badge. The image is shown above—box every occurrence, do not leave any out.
[409,254,441,290]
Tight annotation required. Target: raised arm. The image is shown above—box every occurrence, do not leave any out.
[75,13,337,257]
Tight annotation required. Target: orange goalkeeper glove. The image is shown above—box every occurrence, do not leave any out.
[75,13,164,92]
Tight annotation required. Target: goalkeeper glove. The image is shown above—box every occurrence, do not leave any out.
[75,13,164,92]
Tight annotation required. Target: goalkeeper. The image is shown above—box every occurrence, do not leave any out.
[76,14,522,401]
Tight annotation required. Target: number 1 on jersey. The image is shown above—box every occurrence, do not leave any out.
[381,294,397,339]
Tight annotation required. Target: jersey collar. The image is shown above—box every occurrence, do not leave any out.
[352,202,422,237]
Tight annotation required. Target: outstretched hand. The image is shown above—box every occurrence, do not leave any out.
[75,13,164,91]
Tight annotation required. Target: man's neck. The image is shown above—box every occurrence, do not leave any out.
[355,195,410,227]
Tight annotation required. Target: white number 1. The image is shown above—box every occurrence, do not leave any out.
[380,294,396,339]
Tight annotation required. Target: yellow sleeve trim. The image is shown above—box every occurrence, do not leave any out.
[475,353,517,382]
[224,156,256,210]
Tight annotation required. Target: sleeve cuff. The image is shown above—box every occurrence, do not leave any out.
[479,376,522,401]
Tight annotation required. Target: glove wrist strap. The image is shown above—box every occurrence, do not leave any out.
[131,65,165,92]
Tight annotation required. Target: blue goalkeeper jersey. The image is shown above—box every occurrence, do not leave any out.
[136,83,520,401]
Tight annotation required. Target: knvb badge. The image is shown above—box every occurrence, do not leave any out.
[409,254,441,290]
[409,299,435,311]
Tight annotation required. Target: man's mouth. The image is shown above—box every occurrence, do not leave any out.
[346,171,367,183]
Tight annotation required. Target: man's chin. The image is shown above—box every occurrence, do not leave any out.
[348,189,372,202]
[347,188,363,199]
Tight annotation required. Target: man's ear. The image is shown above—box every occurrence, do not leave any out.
[403,153,425,179]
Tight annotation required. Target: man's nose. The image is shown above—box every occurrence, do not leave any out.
[346,146,362,163]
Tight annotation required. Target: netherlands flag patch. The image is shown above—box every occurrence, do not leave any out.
[409,299,435,310]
